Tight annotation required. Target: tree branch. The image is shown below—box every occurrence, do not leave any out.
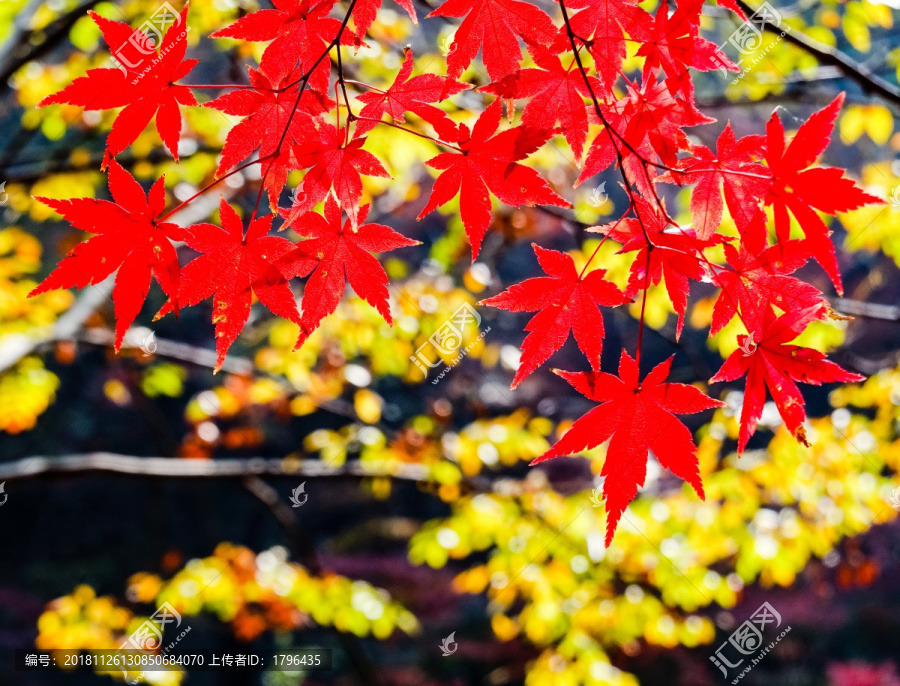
[833,298,900,321]
[0,453,434,482]
[733,0,900,108]
[0,0,104,92]
[78,328,258,376]
[1,145,222,182]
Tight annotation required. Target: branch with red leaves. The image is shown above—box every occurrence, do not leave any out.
[31,0,884,544]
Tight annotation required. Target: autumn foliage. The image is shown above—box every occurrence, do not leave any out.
[32,0,881,543]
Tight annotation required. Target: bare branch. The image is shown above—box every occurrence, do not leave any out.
[833,298,900,321]
[733,0,900,108]
[0,453,433,483]
[79,328,258,376]
[0,0,104,91]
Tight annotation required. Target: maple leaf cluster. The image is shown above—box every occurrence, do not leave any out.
[33,0,880,543]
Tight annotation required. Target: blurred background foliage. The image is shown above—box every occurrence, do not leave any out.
[1,0,900,684]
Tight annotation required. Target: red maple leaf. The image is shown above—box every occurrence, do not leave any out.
[205,64,334,206]
[577,73,713,194]
[710,239,823,336]
[764,93,883,294]
[211,0,353,90]
[428,0,557,81]
[351,0,417,42]
[478,43,602,161]
[710,305,864,453]
[29,161,186,350]
[592,195,725,337]
[417,99,569,259]
[282,124,391,229]
[292,197,419,348]
[355,47,470,140]
[533,349,724,544]
[614,73,714,169]
[29,0,872,485]
[637,0,739,95]
[479,244,629,388]
[660,123,771,247]
[156,198,308,371]
[561,0,648,92]
[39,6,197,165]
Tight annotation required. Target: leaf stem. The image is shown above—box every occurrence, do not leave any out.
[635,247,652,373]
[157,155,273,222]
[180,83,274,91]
[343,79,383,93]
[249,0,361,221]
[577,202,632,279]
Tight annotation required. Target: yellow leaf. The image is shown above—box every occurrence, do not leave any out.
[839,107,865,144]
[354,388,383,424]
[865,105,894,144]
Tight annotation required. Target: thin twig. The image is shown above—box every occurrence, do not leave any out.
[833,298,900,321]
